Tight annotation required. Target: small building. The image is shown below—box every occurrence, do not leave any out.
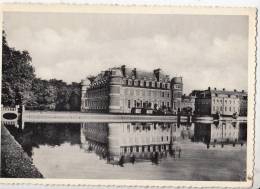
[194,87,247,116]
[81,65,183,114]
[180,94,196,114]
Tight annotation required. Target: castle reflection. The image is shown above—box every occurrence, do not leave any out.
[80,121,246,165]
[193,121,246,148]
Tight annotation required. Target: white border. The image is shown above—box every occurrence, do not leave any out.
[0,4,256,188]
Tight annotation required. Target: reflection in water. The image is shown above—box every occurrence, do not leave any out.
[79,121,246,166]
[5,123,81,157]
[4,120,247,180]
[193,121,247,148]
[80,122,177,165]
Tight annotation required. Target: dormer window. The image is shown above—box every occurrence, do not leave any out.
[128,79,132,86]
[157,82,160,88]
[134,80,139,86]
[152,81,155,88]
[162,83,165,89]
[140,80,144,87]
[146,81,149,87]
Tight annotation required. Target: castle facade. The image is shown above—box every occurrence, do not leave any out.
[81,65,183,114]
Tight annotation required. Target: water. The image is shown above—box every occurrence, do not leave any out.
[4,120,247,181]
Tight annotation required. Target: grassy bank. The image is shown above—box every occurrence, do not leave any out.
[1,125,43,178]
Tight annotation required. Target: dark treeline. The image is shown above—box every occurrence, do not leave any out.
[2,31,81,111]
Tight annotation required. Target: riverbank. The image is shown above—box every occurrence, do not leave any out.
[1,125,43,178]
[22,111,188,123]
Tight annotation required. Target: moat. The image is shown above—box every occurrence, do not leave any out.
[2,119,247,181]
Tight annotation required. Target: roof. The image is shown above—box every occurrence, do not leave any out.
[123,66,170,82]
[84,65,172,84]
[193,88,247,98]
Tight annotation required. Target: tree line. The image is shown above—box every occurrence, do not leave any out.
[2,31,81,111]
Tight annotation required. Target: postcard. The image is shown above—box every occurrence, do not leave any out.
[0,4,256,188]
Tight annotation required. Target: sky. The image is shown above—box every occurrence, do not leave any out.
[3,12,248,94]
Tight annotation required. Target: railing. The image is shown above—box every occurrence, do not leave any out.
[1,105,19,112]
[1,105,20,127]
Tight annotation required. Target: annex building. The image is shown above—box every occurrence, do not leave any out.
[194,87,248,116]
[81,65,183,114]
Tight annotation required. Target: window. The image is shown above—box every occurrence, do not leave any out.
[140,80,144,87]
[174,84,180,89]
[162,83,165,88]
[136,90,140,96]
[225,106,227,111]
[128,100,131,108]
[162,92,164,97]
[134,100,137,107]
[229,107,231,111]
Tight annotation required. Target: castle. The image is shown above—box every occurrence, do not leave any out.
[80,65,183,114]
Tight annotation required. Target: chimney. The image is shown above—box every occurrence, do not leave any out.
[208,87,211,91]
[234,89,237,92]
[223,88,225,91]
[87,76,96,84]
[214,87,217,90]
[242,90,245,93]
[121,65,126,77]
[153,68,161,81]
[132,68,137,78]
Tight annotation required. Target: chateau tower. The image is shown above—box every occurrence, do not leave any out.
[80,79,91,112]
[171,77,183,112]
[109,68,123,113]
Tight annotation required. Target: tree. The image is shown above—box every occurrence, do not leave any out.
[2,31,35,106]
[2,30,81,111]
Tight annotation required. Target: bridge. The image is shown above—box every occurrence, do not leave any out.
[1,105,20,127]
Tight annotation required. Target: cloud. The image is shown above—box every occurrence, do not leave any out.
[6,24,248,94]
